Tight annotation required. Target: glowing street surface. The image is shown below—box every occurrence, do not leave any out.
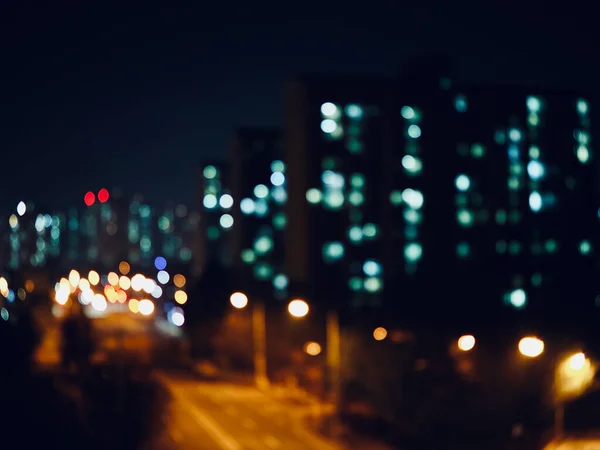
[152,373,341,450]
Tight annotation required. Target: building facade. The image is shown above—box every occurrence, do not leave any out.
[283,72,597,321]
[228,127,288,301]
[0,190,199,275]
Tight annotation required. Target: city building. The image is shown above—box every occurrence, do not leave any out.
[283,68,597,321]
[0,190,199,276]
[284,75,393,315]
[197,162,232,269]
[227,127,288,300]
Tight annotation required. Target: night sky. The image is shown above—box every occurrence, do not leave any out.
[1,1,597,212]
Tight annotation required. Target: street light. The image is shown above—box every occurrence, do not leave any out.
[288,299,309,318]
[554,352,596,441]
[457,334,476,352]
[230,292,248,309]
[228,294,311,390]
[518,336,545,358]
[229,292,268,389]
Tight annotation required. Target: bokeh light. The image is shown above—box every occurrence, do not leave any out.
[173,274,186,288]
[154,256,167,271]
[119,261,131,275]
[518,336,545,358]
[98,188,110,203]
[373,327,388,341]
[138,299,154,316]
[457,334,476,351]
[84,191,95,207]
[304,341,322,356]
[230,292,248,309]
[288,299,309,318]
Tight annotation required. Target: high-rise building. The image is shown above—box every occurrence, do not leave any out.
[284,76,393,314]
[283,70,597,321]
[442,86,597,320]
[228,127,288,300]
[197,162,232,269]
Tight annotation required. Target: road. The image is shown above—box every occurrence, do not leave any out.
[152,373,342,450]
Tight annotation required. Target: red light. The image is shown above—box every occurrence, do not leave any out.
[84,191,95,207]
[98,188,110,203]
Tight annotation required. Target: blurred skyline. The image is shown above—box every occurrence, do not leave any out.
[1,1,597,211]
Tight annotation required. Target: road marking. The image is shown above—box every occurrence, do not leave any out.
[242,418,257,430]
[263,435,281,448]
[169,387,241,450]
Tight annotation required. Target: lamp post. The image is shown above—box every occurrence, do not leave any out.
[553,352,595,441]
[326,310,342,420]
[230,292,268,389]
[229,293,310,390]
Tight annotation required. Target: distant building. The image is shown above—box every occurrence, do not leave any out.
[0,190,199,275]
[282,70,597,320]
[197,162,232,269]
[227,127,287,300]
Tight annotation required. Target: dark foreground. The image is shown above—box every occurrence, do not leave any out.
[0,365,167,450]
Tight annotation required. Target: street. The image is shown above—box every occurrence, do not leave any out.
[152,372,341,450]
[27,310,350,450]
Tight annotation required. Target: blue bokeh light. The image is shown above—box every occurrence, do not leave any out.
[154,256,167,270]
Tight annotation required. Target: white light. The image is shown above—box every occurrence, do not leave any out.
[138,299,154,316]
[321,119,337,133]
[526,96,541,112]
[510,289,527,308]
[254,184,269,199]
[220,214,234,229]
[203,194,217,209]
[219,194,234,209]
[142,278,156,294]
[230,292,248,309]
[402,155,417,170]
[16,201,26,216]
[240,198,255,214]
[91,294,107,312]
[529,192,542,212]
[320,102,337,117]
[270,172,285,186]
[407,125,421,138]
[401,106,415,119]
[151,285,163,299]
[455,174,470,191]
[157,271,170,284]
[527,161,545,180]
[171,311,185,327]
[401,189,424,209]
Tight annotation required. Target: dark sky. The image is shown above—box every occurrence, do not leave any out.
[1,1,597,212]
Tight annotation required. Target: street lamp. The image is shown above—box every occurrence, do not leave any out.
[229,292,268,389]
[518,336,545,358]
[230,292,248,309]
[228,293,311,390]
[457,334,476,352]
[554,352,596,441]
[288,299,309,318]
